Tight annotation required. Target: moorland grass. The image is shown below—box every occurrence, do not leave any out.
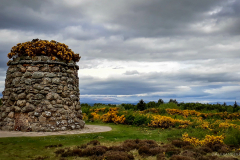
[0,121,211,160]
[1,103,240,159]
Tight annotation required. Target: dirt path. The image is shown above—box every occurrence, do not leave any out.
[0,125,112,138]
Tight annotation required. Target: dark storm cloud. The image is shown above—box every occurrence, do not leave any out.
[0,0,239,104]
[0,0,97,36]
[0,0,56,32]
[80,0,237,38]
[107,0,225,37]
[213,0,240,35]
[1,0,235,38]
[0,51,10,70]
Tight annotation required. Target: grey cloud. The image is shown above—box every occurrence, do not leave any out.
[79,68,237,96]
[0,0,239,104]
[0,0,233,38]
[145,71,240,84]
[80,78,166,95]
[82,0,228,37]
[124,70,139,75]
[213,0,240,35]
[76,35,240,62]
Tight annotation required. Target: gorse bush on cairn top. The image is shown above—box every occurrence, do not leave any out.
[7,38,81,64]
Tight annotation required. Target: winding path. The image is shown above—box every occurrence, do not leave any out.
[0,125,112,138]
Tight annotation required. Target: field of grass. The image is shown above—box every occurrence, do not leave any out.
[1,102,240,160]
[0,122,190,160]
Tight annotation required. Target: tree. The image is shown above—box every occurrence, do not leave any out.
[147,101,156,108]
[223,102,226,106]
[234,101,238,108]
[157,99,164,105]
[169,99,178,105]
[178,101,184,107]
[137,99,146,111]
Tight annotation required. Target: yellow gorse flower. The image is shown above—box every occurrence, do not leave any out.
[166,109,240,120]
[100,107,125,124]
[182,133,225,147]
[7,38,80,64]
[148,115,192,128]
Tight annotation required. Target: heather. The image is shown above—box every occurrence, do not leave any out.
[1,99,240,159]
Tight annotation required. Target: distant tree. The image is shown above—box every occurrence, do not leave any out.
[234,101,238,108]
[81,103,90,107]
[147,101,156,108]
[169,99,178,105]
[122,103,134,110]
[94,103,103,107]
[178,101,184,107]
[223,102,227,106]
[157,99,164,105]
[137,99,146,111]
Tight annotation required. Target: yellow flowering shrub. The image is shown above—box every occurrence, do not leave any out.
[219,122,239,129]
[91,112,101,121]
[7,38,80,64]
[166,109,201,117]
[90,108,107,113]
[182,133,202,146]
[166,109,240,120]
[178,124,188,128]
[139,108,159,114]
[148,115,192,128]
[100,107,125,124]
[82,113,87,120]
[182,133,225,147]
[196,121,212,130]
[113,115,126,124]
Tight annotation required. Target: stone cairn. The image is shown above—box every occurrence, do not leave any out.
[0,55,85,131]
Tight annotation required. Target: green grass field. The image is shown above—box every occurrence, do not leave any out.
[1,102,240,160]
[0,122,187,160]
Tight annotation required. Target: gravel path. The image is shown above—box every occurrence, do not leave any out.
[0,125,112,138]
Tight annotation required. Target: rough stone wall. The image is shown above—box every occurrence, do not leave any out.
[0,55,85,132]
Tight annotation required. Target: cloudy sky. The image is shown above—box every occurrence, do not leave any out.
[0,0,240,104]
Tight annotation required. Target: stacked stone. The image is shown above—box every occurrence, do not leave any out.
[0,55,84,132]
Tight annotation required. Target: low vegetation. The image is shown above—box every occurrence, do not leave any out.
[0,99,240,159]
[7,38,81,64]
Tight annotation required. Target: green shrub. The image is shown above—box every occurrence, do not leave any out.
[122,104,135,110]
[146,101,157,109]
[125,114,135,125]
[226,106,233,113]
[158,108,167,115]
[158,103,180,110]
[81,103,91,115]
[224,127,240,146]
[133,114,151,126]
